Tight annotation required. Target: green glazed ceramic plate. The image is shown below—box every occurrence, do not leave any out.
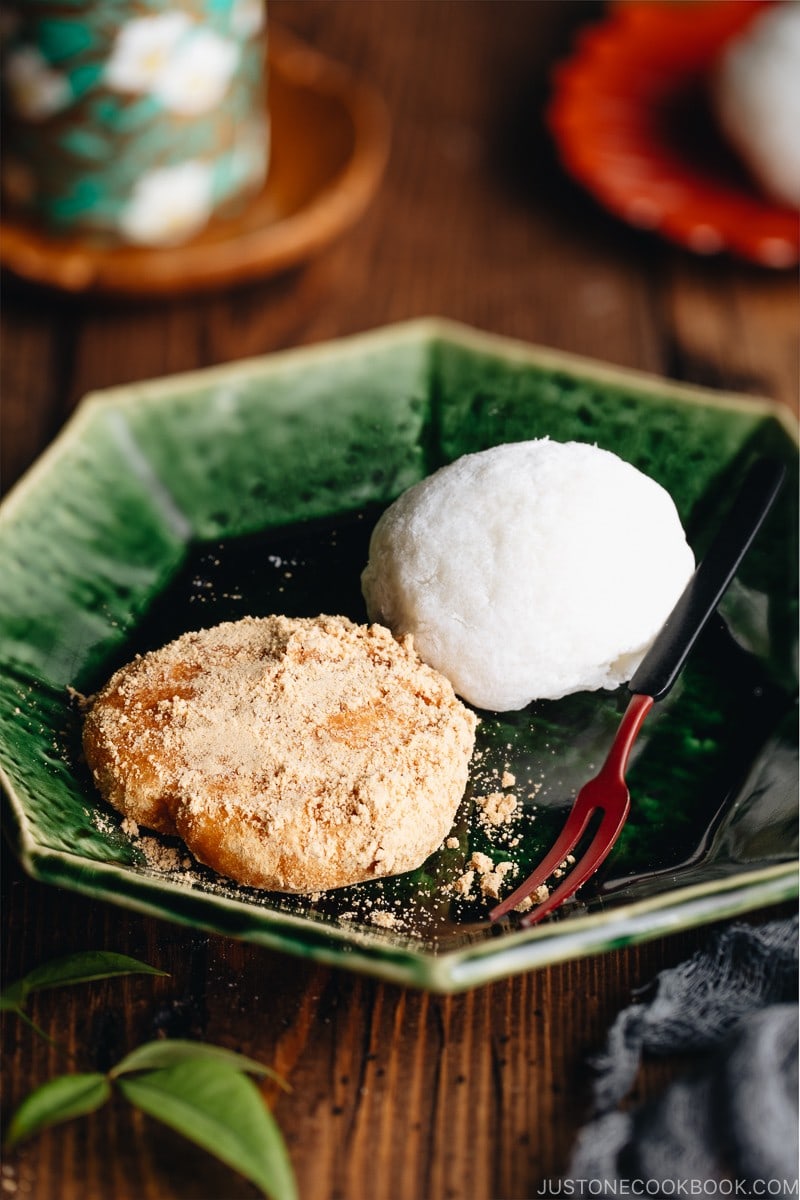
[1,320,797,992]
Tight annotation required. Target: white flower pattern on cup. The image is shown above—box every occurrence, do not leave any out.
[5,46,71,120]
[104,12,191,94]
[105,13,239,114]
[118,160,214,245]
[155,28,240,115]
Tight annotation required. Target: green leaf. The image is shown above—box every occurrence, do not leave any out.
[4,1074,111,1148]
[14,1010,61,1049]
[111,1039,288,1089]
[12,952,168,1003]
[0,981,25,1011]
[118,1061,297,1200]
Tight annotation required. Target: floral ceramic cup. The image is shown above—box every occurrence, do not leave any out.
[1,0,269,246]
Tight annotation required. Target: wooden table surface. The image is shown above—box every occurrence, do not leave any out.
[1,4,797,1199]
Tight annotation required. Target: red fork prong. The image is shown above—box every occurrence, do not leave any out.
[490,693,653,926]
[518,798,631,927]
[489,798,598,921]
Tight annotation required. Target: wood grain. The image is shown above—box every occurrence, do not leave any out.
[1,4,797,1199]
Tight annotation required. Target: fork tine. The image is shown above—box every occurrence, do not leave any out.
[518,800,631,927]
[491,693,651,925]
[489,795,599,922]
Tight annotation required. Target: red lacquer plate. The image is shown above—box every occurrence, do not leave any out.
[548,1,799,268]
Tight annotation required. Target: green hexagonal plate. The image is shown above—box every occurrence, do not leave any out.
[1,320,797,992]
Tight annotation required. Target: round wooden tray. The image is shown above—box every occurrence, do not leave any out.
[0,27,390,296]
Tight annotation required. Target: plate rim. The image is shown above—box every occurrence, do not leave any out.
[5,817,797,993]
[3,316,797,526]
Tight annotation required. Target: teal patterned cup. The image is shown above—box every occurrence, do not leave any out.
[0,0,269,246]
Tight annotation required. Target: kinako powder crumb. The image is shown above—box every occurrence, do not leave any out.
[475,790,519,827]
[82,614,477,896]
[450,851,518,902]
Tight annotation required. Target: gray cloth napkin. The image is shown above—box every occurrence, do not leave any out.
[566,916,799,1197]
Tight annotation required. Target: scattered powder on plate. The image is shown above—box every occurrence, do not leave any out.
[118,816,199,878]
[447,851,518,902]
[512,885,550,914]
[553,854,576,878]
[478,864,516,900]
[475,791,519,827]
[369,910,403,930]
[467,852,516,900]
[452,870,475,897]
[138,837,192,874]
[468,851,494,875]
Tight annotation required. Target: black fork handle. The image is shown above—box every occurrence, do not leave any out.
[628,458,786,704]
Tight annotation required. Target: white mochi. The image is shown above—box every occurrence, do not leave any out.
[361,440,695,712]
[712,3,800,209]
